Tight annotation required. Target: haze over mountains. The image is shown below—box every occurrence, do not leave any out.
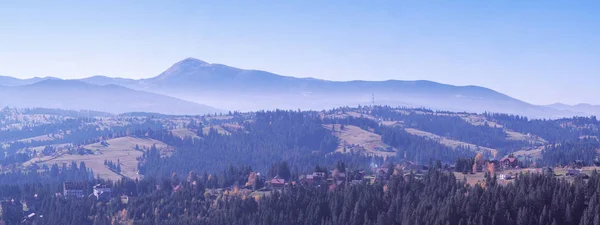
[0,79,219,115]
[0,57,596,118]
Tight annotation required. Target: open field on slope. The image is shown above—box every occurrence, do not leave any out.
[324,124,396,158]
[345,112,377,120]
[510,146,545,160]
[380,121,403,127]
[16,133,64,143]
[460,115,503,128]
[21,143,72,154]
[171,128,200,139]
[202,125,231,135]
[25,136,171,180]
[506,130,548,145]
[459,114,548,145]
[404,128,498,155]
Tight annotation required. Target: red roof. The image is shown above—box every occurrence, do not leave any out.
[270,178,285,185]
[501,157,517,163]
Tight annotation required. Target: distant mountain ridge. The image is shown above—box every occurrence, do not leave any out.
[0,75,59,86]
[0,57,593,118]
[546,103,600,117]
[0,79,220,115]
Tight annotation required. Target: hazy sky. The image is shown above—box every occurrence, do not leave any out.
[1,1,599,105]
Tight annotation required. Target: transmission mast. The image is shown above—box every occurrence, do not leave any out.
[372,93,375,107]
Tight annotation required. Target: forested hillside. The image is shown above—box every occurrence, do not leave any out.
[2,106,600,224]
[4,163,600,225]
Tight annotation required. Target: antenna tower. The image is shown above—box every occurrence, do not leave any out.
[372,93,375,107]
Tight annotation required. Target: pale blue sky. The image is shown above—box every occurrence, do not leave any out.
[0,1,599,105]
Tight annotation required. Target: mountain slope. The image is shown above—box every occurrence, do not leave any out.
[79,75,139,86]
[0,80,220,115]
[0,75,58,86]
[0,57,574,118]
[546,103,600,117]
[75,58,572,117]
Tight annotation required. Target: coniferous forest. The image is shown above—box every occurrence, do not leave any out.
[2,107,600,224]
[4,165,600,225]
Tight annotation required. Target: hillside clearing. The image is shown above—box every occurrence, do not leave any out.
[324,124,396,158]
[506,130,548,145]
[510,146,545,160]
[16,133,64,143]
[26,136,171,180]
[202,125,230,135]
[460,115,503,128]
[404,128,498,155]
[171,128,200,140]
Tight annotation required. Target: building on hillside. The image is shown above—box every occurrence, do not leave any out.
[401,161,428,173]
[63,182,86,198]
[500,157,519,169]
[566,169,581,177]
[542,167,555,177]
[571,160,584,169]
[499,174,513,180]
[268,177,286,189]
[93,184,112,201]
[312,172,326,178]
[120,195,129,204]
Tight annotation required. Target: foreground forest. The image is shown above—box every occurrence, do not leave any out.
[1,106,600,224]
[3,164,600,225]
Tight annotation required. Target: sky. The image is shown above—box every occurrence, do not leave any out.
[0,0,599,105]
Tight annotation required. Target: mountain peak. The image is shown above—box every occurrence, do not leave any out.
[152,57,215,81]
[177,57,209,66]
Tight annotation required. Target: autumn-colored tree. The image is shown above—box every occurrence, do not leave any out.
[473,153,484,173]
[487,162,496,175]
[245,172,257,188]
[332,169,340,179]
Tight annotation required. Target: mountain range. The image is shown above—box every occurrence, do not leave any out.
[0,79,218,115]
[0,58,596,118]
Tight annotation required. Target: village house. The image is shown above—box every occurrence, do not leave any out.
[63,182,86,198]
[93,184,112,201]
[312,172,326,178]
[570,160,585,169]
[499,174,513,180]
[566,169,581,177]
[500,157,519,169]
[307,171,328,186]
[401,161,428,173]
[542,167,555,177]
[268,177,286,189]
[120,195,130,204]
